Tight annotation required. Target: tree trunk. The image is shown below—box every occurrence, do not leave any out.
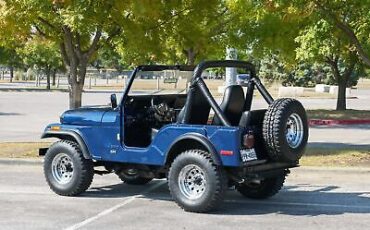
[52,69,56,86]
[60,26,101,109]
[46,67,51,90]
[67,61,88,109]
[69,83,83,109]
[336,79,346,111]
[326,55,357,111]
[9,66,14,83]
[184,48,196,65]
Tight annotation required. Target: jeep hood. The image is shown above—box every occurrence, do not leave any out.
[60,106,112,126]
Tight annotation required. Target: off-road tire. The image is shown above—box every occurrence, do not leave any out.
[236,173,286,199]
[168,149,227,213]
[43,140,94,196]
[116,170,152,185]
[263,98,308,162]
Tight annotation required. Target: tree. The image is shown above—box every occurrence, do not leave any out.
[0,47,22,82]
[17,38,62,90]
[301,0,370,68]
[258,53,288,85]
[115,0,228,66]
[162,0,228,65]
[96,44,126,71]
[225,0,305,62]
[253,0,370,68]
[0,0,124,108]
[0,47,23,82]
[295,19,360,110]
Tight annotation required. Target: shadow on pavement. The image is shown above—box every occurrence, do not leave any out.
[84,181,370,216]
[0,112,23,116]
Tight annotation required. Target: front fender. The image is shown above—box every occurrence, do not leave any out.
[41,130,91,159]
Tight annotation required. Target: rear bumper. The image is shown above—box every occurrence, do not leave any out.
[242,160,298,173]
[231,160,299,180]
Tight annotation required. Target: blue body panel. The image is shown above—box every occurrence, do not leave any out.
[46,107,243,167]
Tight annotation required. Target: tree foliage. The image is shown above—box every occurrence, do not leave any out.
[0,0,127,108]
[17,38,62,89]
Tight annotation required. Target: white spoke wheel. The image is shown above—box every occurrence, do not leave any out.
[285,113,304,148]
[178,164,207,200]
[51,153,74,185]
[168,150,227,213]
[44,140,94,196]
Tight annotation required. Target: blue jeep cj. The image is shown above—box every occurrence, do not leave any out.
[40,60,309,213]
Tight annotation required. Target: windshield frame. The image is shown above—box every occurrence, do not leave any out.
[120,65,195,106]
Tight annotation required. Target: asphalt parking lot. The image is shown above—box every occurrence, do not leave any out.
[1,164,370,230]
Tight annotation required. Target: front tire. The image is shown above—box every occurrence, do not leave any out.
[236,174,286,199]
[43,140,94,196]
[168,149,227,213]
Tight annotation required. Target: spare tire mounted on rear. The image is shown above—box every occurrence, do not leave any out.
[263,98,308,163]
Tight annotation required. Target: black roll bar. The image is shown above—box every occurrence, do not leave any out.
[121,60,275,128]
[188,60,274,127]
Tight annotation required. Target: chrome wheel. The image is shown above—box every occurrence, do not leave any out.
[178,164,206,200]
[285,113,304,148]
[124,168,138,177]
[51,153,74,184]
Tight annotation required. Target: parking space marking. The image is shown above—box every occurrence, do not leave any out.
[64,180,167,230]
[135,196,370,210]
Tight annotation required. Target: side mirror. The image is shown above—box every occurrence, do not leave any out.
[110,94,117,108]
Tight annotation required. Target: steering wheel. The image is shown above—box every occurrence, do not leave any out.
[150,97,161,107]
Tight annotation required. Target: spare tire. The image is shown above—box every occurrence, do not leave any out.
[263,98,308,162]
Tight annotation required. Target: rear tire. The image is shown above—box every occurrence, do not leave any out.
[263,98,308,162]
[168,149,227,213]
[236,174,286,199]
[43,140,94,196]
[116,169,152,185]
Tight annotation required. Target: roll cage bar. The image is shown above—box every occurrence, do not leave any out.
[121,60,274,127]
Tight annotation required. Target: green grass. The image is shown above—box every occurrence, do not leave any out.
[0,142,50,158]
[301,148,370,167]
[307,109,370,120]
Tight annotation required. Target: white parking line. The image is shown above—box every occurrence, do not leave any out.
[135,196,370,210]
[64,180,167,230]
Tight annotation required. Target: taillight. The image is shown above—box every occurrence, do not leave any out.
[243,131,255,149]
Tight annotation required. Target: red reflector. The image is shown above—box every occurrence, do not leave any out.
[220,150,233,156]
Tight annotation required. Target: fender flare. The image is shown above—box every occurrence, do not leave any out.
[166,132,222,165]
[41,130,91,159]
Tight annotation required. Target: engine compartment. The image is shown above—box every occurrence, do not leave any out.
[123,94,187,147]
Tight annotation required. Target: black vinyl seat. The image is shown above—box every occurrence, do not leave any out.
[177,85,211,125]
[212,85,245,126]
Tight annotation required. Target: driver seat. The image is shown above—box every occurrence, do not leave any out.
[177,85,211,124]
[212,85,245,126]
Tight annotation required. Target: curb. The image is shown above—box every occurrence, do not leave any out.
[309,119,370,126]
[0,88,69,92]
[0,158,43,165]
[0,88,121,93]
